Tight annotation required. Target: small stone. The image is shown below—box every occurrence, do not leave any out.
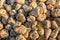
[10,30,17,36]
[16,35,26,40]
[47,4,54,10]
[0,29,9,38]
[0,9,9,19]
[14,21,21,27]
[25,21,37,30]
[14,25,27,34]
[29,7,40,17]
[30,31,39,40]
[16,0,25,4]
[37,13,46,22]
[1,17,8,25]
[27,16,36,22]
[32,21,38,30]
[24,22,32,28]
[30,1,37,8]
[10,0,15,5]
[7,17,15,25]
[36,22,44,36]
[16,13,26,23]
[5,24,11,30]
[46,0,56,5]
[23,4,32,12]
[37,28,44,36]
[45,29,51,40]
[15,4,21,10]
[43,20,51,29]
[51,20,58,29]
[9,10,16,16]
[23,28,31,38]
[51,9,60,17]
[38,2,47,14]
[0,0,5,8]
[18,9,24,14]
[50,28,59,38]
[4,4,12,12]
[0,22,3,30]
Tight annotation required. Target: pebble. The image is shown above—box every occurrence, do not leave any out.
[30,31,39,40]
